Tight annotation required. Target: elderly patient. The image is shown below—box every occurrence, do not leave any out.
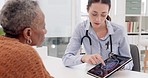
[0,0,53,78]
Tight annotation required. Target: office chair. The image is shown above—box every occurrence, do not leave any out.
[130,44,141,72]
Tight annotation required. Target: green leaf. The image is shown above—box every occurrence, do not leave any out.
[0,27,5,35]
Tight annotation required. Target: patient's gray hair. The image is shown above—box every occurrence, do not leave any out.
[0,0,40,38]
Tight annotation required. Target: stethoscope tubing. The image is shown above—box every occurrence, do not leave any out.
[80,21,113,57]
[80,30,92,45]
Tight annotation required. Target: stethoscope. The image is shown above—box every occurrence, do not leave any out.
[80,20,114,58]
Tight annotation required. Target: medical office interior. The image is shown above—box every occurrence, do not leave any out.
[1,0,148,75]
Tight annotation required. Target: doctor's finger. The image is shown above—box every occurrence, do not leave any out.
[89,58,97,64]
[99,58,105,66]
[96,55,105,65]
[100,58,105,66]
[91,55,99,64]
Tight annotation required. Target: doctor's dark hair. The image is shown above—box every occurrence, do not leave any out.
[87,0,111,21]
[0,0,40,38]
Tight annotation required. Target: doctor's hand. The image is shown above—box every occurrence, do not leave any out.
[81,54,105,65]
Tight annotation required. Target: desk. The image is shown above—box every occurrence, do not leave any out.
[41,56,148,78]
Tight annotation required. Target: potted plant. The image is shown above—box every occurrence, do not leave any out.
[0,27,5,35]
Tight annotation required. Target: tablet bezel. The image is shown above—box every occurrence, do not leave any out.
[87,54,132,78]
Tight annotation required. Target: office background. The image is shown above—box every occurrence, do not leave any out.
[0,0,148,72]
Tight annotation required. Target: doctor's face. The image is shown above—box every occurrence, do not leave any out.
[88,3,109,28]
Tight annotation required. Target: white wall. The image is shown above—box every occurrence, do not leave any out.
[110,0,126,28]
[0,0,5,28]
[0,0,5,10]
[39,0,80,37]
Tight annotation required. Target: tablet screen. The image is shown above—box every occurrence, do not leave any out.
[87,54,132,78]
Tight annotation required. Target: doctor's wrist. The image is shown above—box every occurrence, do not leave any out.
[81,59,85,63]
[81,55,86,63]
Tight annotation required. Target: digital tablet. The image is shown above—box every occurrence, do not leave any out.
[87,54,132,78]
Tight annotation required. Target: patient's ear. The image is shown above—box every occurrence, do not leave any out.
[23,28,32,39]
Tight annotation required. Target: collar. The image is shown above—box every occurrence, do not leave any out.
[87,19,115,35]
[105,19,114,35]
[85,19,115,40]
[0,36,19,42]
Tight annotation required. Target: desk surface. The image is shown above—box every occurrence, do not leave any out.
[41,56,148,78]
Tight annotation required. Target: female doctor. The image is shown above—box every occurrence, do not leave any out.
[62,0,133,70]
